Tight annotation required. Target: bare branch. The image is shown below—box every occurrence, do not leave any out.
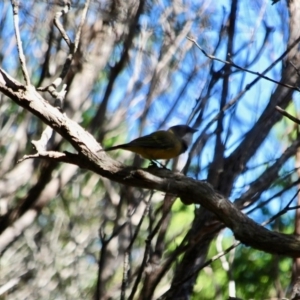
[187,36,300,92]
[276,105,300,125]
[1,70,300,257]
[74,0,91,53]
[10,0,31,86]
[38,0,91,97]
[53,2,72,48]
[17,150,79,165]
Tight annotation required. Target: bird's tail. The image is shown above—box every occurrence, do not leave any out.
[98,144,124,153]
[104,144,128,151]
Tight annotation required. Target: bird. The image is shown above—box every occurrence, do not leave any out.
[102,125,197,162]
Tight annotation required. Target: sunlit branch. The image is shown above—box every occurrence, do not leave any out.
[10,0,31,86]
[53,2,72,47]
[38,0,91,98]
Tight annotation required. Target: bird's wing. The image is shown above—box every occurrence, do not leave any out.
[127,131,175,149]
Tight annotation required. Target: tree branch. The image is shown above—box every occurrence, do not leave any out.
[11,0,31,86]
[1,68,300,257]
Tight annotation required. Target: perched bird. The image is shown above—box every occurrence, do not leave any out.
[102,124,197,161]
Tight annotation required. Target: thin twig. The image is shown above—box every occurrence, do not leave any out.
[121,193,153,300]
[275,106,300,125]
[127,195,153,300]
[121,252,130,300]
[38,0,91,96]
[127,238,151,300]
[11,0,31,86]
[53,2,72,47]
[187,36,300,92]
[95,222,128,300]
[74,0,90,53]
[17,150,79,165]
[187,32,300,168]
[261,189,300,226]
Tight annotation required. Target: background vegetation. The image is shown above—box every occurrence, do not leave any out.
[1,0,300,299]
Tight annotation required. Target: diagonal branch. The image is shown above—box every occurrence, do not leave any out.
[276,105,300,125]
[1,69,300,257]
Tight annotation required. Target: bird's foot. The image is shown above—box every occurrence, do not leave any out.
[148,160,168,169]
